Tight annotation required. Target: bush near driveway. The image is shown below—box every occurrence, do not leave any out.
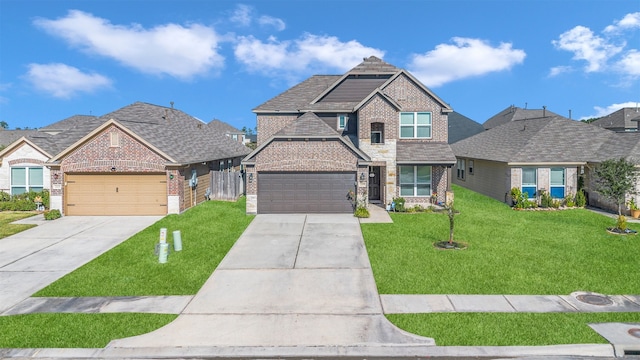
[362,184,640,295]
[36,197,254,297]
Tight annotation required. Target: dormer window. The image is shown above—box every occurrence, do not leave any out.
[338,114,348,130]
[400,112,432,138]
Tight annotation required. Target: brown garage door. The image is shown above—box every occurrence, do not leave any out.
[65,174,167,216]
[258,172,355,214]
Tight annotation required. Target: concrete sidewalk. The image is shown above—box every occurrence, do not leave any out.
[0,215,161,314]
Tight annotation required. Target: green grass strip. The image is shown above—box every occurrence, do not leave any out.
[388,312,640,346]
[0,211,36,239]
[363,185,640,295]
[36,198,253,297]
[0,313,176,348]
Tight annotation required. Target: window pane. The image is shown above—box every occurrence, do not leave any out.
[550,186,565,198]
[417,184,430,196]
[522,168,536,185]
[550,168,565,185]
[399,166,414,184]
[371,131,381,143]
[11,187,27,195]
[400,185,414,196]
[400,113,415,125]
[522,186,536,198]
[417,125,431,138]
[416,166,431,183]
[30,187,44,193]
[400,126,414,138]
[28,167,43,186]
[11,168,26,186]
[416,112,431,125]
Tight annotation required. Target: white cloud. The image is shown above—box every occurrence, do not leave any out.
[604,12,640,33]
[25,63,112,98]
[229,4,285,31]
[584,102,640,119]
[554,12,640,78]
[34,10,223,79]
[230,4,253,27]
[617,49,640,76]
[407,37,526,87]
[552,25,622,72]
[548,65,573,77]
[234,33,384,77]
[259,15,286,31]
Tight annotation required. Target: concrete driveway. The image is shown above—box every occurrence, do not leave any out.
[108,214,433,348]
[0,216,162,314]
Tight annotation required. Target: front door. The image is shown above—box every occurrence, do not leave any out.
[368,166,381,202]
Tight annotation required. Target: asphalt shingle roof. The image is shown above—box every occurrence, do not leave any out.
[397,141,456,164]
[452,116,614,163]
[97,102,250,163]
[274,112,339,137]
[253,75,341,112]
[207,119,243,134]
[483,105,562,130]
[0,129,39,147]
[591,107,640,131]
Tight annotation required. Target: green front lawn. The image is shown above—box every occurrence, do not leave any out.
[37,198,254,296]
[0,313,176,348]
[363,185,640,345]
[363,185,640,295]
[0,211,37,239]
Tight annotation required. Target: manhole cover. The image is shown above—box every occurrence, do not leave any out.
[575,294,614,306]
[629,328,640,338]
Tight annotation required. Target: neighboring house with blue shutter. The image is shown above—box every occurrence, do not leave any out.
[451,110,640,214]
[243,56,457,214]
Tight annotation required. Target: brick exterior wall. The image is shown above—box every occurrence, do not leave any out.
[256,114,298,145]
[61,126,167,173]
[255,139,358,172]
[382,73,448,143]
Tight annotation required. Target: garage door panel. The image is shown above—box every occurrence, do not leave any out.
[66,174,167,216]
[258,172,355,214]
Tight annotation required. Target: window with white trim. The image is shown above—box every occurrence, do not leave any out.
[521,168,537,199]
[550,168,565,198]
[400,112,432,138]
[468,160,474,175]
[399,165,431,197]
[10,166,43,195]
[457,159,465,180]
[338,114,348,130]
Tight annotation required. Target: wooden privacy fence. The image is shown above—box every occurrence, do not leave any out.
[209,170,243,200]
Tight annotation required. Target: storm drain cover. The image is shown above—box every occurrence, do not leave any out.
[576,293,614,306]
[629,328,640,338]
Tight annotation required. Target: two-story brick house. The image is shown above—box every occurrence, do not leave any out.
[242,56,456,214]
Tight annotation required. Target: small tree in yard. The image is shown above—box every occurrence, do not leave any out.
[594,158,639,217]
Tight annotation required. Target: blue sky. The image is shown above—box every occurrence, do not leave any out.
[1,0,638,131]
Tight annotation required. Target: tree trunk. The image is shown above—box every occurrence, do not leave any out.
[448,206,455,244]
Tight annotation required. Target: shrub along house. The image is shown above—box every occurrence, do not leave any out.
[242,56,456,214]
[0,102,250,216]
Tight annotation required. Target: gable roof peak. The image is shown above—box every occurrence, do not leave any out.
[347,56,400,74]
